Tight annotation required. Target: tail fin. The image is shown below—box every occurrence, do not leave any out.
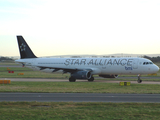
[17,36,37,59]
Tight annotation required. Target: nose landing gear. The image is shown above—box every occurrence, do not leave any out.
[137,74,142,83]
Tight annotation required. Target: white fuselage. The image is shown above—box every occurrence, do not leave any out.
[16,57,159,75]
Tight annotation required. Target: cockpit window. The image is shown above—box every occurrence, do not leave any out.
[143,62,153,65]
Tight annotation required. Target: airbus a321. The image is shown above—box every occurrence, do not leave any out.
[15,36,159,83]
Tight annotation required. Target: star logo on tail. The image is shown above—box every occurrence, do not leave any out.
[20,43,26,52]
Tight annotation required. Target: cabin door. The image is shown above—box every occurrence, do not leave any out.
[133,59,138,69]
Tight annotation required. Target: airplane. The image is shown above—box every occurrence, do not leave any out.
[15,36,159,83]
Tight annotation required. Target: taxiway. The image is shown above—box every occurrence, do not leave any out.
[0,93,160,102]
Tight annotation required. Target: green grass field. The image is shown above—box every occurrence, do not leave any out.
[0,102,160,120]
[1,82,160,93]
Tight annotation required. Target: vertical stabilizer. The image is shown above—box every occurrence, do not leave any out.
[17,36,37,59]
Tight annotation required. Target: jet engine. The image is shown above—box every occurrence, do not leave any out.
[99,74,118,78]
[71,71,92,79]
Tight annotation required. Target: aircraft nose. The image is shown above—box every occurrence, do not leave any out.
[154,65,159,72]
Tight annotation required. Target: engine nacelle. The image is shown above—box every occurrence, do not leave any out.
[71,71,91,79]
[99,74,118,78]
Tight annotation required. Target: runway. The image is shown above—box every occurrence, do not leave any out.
[0,93,160,102]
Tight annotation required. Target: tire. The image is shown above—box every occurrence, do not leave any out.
[88,77,94,82]
[137,79,142,83]
[69,77,76,82]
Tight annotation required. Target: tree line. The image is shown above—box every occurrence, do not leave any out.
[143,55,160,62]
[0,57,13,61]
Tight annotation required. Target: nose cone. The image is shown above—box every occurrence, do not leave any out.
[154,65,159,73]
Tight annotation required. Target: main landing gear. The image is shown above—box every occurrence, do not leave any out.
[88,77,94,82]
[137,74,142,83]
[69,76,76,82]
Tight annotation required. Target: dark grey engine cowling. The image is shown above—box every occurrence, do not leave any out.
[99,74,118,78]
[71,71,92,79]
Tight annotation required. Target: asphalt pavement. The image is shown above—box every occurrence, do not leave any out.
[0,93,160,102]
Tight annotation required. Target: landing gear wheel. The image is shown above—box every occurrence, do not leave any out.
[137,79,142,83]
[88,77,94,82]
[69,77,76,82]
[137,74,142,83]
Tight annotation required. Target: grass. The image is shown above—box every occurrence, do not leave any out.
[1,82,160,93]
[0,102,160,120]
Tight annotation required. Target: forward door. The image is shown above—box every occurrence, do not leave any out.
[133,59,138,69]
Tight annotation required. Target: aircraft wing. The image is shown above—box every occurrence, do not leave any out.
[37,66,93,73]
